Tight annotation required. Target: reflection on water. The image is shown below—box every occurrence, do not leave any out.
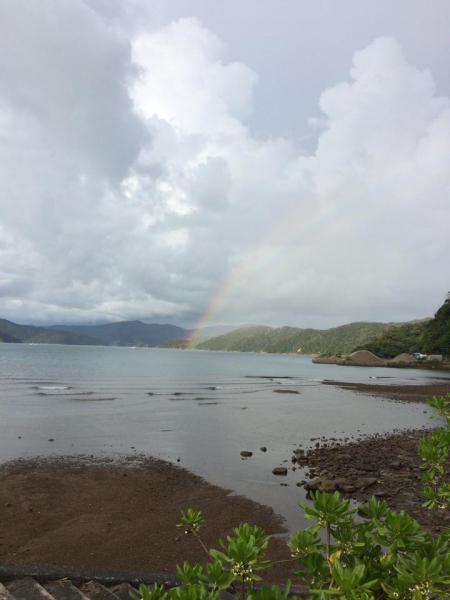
[0,344,447,529]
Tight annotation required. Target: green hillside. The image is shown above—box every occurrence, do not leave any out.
[354,295,450,359]
[422,294,450,356]
[353,321,428,358]
[0,319,103,346]
[0,330,21,343]
[196,322,394,354]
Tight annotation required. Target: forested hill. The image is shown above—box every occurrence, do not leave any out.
[353,321,429,358]
[354,295,450,359]
[0,319,103,345]
[50,320,190,347]
[195,322,395,354]
[422,294,450,355]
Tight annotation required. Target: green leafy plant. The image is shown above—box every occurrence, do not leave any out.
[418,393,450,509]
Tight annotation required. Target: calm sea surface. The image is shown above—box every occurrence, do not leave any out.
[1,344,449,529]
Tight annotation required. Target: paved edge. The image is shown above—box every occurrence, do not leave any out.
[0,563,310,598]
[0,564,179,588]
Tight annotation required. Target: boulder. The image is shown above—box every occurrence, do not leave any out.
[354,477,378,490]
[272,467,288,476]
[334,478,348,491]
[339,453,352,462]
[319,479,337,493]
[342,485,356,493]
[240,451,253,457]
[304,478,322,491]
[389,461,404,470]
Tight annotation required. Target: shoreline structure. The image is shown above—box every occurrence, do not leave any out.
[312,349,450,370]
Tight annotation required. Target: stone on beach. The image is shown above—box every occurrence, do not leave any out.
[272,467,288,475]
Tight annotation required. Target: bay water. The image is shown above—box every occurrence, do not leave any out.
[1,344,448,529]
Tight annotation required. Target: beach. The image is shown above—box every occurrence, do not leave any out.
[0,378,449,580]
[0,455,293,583]
[1,346,450,580]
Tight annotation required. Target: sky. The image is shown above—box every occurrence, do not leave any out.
[0,0,449,329]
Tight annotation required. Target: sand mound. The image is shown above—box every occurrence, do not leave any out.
[391,353,416,363]
[312,354,340,364]
[348,350,384,365]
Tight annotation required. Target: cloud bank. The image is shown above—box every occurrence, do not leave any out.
[0,2,449,327]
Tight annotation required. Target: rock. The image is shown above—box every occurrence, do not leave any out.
[374,491,391,498]
[48,439,55,442]
[389,461,404,470]
[304,478,322,491]
[342,485,356,493]
[272,467,288,475]
[319,479,337,493]
[260,447,267,452]
[240,451,253,457]
[354,477,378,490]
[334,478,348,491]
[339,453,352,462]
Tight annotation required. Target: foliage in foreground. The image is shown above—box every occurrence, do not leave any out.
[133,396,450,600]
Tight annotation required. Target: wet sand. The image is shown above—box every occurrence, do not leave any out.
[0,456,293,582]
[322,380,450,403]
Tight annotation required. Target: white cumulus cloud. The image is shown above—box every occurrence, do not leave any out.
[0,4,448,328]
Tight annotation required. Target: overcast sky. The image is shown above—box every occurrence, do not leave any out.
[0,0,449,329]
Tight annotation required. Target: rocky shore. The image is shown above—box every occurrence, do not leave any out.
[299,429,450,533]
[292,379,450,533]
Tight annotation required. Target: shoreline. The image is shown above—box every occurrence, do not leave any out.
[1,380,449,578]
[321,380,450,403]
[300,379,450,533]
[303,428,450,533]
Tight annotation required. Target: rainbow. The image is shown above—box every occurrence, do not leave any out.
[187,196,338,347]
[187,154,431,347]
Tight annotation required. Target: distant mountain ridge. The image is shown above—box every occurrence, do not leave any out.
[0,319,239,348]
[50,320,189,347]
[2,315,442,356]
[0,319,103,346]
